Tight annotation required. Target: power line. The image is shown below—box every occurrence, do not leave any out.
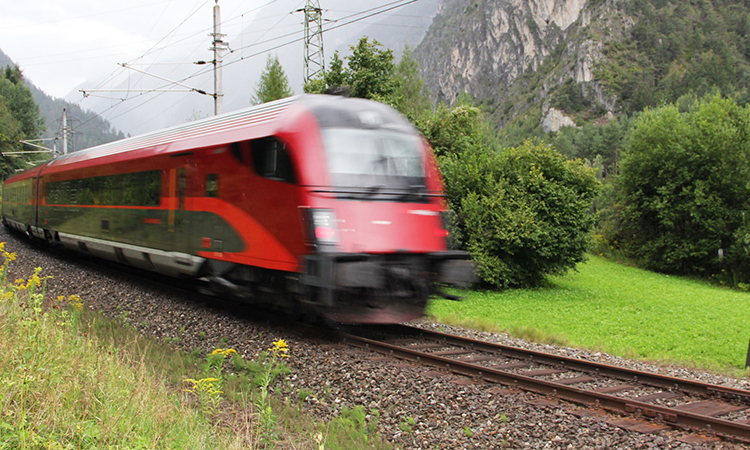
[221,0,420,71]
[82,0,423,132]
[83,1,211,96]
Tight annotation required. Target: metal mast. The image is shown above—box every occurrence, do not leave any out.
[81,3,227,115]
[301,0,325,84]
[61,108,69,155]
[210,0,228,115]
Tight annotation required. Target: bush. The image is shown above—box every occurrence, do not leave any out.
[440,140,600,288]
[417,104,487,158]
[617,94,750,280]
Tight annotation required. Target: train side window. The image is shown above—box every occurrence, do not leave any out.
[251,137,296,184]
[206,174,219,197]
[230,141,252,165]
[45,171,161,206]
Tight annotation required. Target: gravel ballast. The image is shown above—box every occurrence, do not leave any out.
[2,227,747,449]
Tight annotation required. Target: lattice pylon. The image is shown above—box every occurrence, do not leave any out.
[302,0,325,84]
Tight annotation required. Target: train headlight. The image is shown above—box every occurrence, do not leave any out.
[309,209,339,245]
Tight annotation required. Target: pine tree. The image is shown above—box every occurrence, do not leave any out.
[252,55,293,105]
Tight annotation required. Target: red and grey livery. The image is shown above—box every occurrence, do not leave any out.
[2,94,473,323]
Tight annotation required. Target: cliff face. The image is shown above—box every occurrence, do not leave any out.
[414,0,634,127]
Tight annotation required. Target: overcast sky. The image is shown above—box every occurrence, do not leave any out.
[0,0,275,98]
[0,0,436,136]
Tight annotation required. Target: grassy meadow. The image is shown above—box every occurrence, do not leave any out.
[428,255,750,375]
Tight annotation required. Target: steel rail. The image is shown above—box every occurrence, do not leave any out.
[342,331,750,443]
[390,324,750,401]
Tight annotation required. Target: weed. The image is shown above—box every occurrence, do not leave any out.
[322,386,332,404]
[297,388,314,403]
[183,377,224,420]
[254,339,291,444]
[398,416,416,433]
[463,426,473,437]
[327,405,381,446]
[0,245,392,448]
[183,347,239,425]
[208,347,237,376]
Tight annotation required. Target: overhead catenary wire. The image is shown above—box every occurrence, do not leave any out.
[72,1,217,127]
[80,0,211,99]
[75,0,276,122]
[79,0,423,132]
[221,0,420,70]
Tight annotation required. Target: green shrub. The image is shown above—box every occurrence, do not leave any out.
[441,140,600,288]
[617,94,750,281]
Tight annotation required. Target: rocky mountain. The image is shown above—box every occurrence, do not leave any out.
[415,0,750,134]
[414,0,633,130]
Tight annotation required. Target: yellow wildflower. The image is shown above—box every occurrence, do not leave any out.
[210,348,237,357]
[269,339,290,358]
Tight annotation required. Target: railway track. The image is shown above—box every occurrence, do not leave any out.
[341,323,750,444]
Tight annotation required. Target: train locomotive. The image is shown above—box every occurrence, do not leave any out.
[1,94,473,323]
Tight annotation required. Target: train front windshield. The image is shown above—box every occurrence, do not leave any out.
[321,128,426,198]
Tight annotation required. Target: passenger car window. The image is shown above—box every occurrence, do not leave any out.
[250,137,296,184]
[45,170,162,206]
[206,174,219,197]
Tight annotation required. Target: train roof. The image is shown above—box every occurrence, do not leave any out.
[59,95,413,162]
[3,94,416,184]
[50,95,298,168]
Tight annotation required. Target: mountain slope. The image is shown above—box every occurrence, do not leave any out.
[414,0,750,132]
[0,48,125,153]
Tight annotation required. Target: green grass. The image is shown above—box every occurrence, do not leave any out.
[0,269,250,448]
[428,255,750,375]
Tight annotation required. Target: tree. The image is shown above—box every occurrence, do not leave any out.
[390,46,431,121]
[597,0,750,115]
[346,37,395,100]
[617,94,750,280]
[418,105,600,288]
[417,104,485,159]
[252,55,293,105]
[0,97,24,176]
[441,140,600,288]
[303,37,395,101]
[0,66,44,143]
[324,51,347,89]
[0,65,45,178]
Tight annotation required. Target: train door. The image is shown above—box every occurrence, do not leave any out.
[168,153,194,258]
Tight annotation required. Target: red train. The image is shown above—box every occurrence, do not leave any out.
[1,94,473,323]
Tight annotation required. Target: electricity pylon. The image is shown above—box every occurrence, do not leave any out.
[299,0,325,84]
